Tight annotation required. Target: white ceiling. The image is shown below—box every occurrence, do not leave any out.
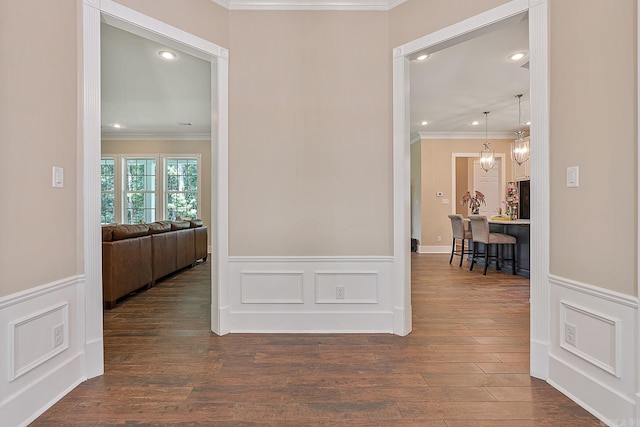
[100,10,529,141]
[101,24,211,140]
[411,14,530,138]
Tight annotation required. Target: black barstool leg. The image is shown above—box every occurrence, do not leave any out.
[459,239,465,267]
[449,238,455,264]
[483,244,489,275]
[470,242,476,271]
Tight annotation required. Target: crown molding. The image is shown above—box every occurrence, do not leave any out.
[416,131,515,140]
[211,0,407,11]
[101,132,212,141]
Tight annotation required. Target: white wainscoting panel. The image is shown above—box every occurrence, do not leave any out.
[315,271,378,304]
[0,276,86,427]
[241,271,304,304]
[228,257,394,333]
[10,302,70,381]
[548,275,637,424]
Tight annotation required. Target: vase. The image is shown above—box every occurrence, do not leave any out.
[471,206,479,215]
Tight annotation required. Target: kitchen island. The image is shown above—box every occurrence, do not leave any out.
[471,218,530,278]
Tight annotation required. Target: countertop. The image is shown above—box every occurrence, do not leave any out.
[488,218,531,225]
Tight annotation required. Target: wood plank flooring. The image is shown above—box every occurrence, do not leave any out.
[31,254,603,426]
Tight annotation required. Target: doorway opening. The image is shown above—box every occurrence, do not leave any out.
[393,0,550,377]
[82,0,229,379]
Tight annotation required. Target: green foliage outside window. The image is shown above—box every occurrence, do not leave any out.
[166,159,198,220]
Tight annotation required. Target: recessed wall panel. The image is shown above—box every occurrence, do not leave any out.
[241,271,304,303]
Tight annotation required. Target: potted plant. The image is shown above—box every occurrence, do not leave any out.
[462,190,485,215]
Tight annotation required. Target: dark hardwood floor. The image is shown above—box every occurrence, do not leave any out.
[31,254,603,426]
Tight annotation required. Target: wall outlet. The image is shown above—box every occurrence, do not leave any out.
[564,323,576,346]
[437,236,442,242]
[336,286,345,299]
[53,324,64,348]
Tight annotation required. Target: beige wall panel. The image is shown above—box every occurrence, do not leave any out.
[101,140,212,245]
[419,138,512,247]
[549,0,636,294]
[455,157,468,216]
[389,0,509,48]
[113,0,229,47]
[228,11,392,256]
[0,0,79,297]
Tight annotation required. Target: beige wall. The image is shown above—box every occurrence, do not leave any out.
[456,157,469,216]
[228,11,392,256]
[549,0,637,294]
[418,138,513,247]
[113,0,229,48]
[388,0,510,48]
[0,0,79,297]
[101,140,212,245]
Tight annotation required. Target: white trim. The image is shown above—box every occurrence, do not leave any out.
[210,0,408,11]
[637,1,640,424]
[451,152,507,217]
[550,274,638,309]
[0,275,83,309]
[417,131,516,140]
[102,133,211,141]
[82,0,230,385]
[230,256,394,263]
[392,0,549,377]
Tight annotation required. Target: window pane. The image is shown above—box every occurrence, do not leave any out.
[101,158,115,223]
[101,193,115,224]
[165,158,198,220]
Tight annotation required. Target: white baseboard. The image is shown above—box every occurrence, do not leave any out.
[418,245,450,254]
[227,256,395,333]
[0,276,86,427]
[548,274,637,425]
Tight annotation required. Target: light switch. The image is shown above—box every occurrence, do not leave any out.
[566,166,579,188]
[52,167,64,188]
[442,199,450,205]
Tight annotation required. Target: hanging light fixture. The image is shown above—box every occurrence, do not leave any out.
[511,94,530,165]
[480,111,495,172]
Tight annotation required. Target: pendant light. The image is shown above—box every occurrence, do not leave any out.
[511,94,530,165]
[480,111,495,172]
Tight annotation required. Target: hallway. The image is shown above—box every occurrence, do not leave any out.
[31,254,601,426]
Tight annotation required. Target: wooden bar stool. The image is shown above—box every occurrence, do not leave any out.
[447,214,473,267]
[468,215,517,275]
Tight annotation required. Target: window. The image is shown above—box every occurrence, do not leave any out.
[101,158,115,224]
[166,158,199,220]
[100,154,200,225]
[125,158,156,224]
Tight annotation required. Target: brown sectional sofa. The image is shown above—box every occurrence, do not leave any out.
[102,220,208,309]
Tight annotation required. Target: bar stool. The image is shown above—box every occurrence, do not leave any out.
[447,214,473,267]
[468,215,517,275]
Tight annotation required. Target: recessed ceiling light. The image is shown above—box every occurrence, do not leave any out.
[508,52,527,61]
[112,123,123,128]
[416,54,430,61]
[525,121,531,126]
[158,50,177,60]
[470,121,480,126]
[178,122,192,126]
[420,121,428,126]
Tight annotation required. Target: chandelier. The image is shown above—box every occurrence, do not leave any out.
[480,111,495,172]
[511,94,530,166]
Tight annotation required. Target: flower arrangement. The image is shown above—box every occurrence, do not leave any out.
[462,190,485,215]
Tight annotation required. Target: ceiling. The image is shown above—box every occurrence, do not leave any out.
[101,11,529,141]
[101,24,211,140]
[211,0,408,10]
[410,13,530,138]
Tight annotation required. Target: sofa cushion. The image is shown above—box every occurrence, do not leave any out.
[189,219,203,228]
[112,224,150,241]
[148,221,172,234]
[171,220,191,230]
